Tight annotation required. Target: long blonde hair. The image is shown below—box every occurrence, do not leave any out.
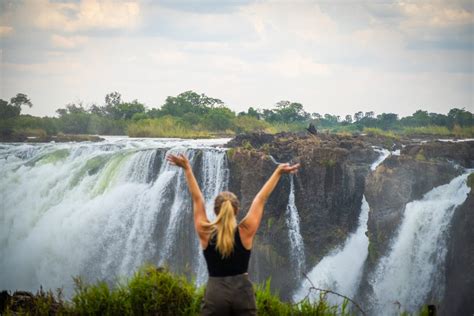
[203,191,240,258]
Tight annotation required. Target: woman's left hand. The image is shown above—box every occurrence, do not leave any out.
[277,163,300,174]
[166,153,191,170]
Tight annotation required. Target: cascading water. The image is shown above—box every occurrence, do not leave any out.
[195,150,229,285]
[293,147,390,303]
[285,174,306,280]
[0,138,230,297]
[368,172,472,315]
[268,154,306,280]
[371,148,391,171]
[293,197,370,304]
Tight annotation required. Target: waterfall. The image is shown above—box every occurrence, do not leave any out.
[371,148,391,171]
[195,150,229,285]
[285,174,306,280]
[294,148,390,303]
[0,138,229,297]
[293,197,369,304]
[368,172,472,315]
[267,154,306,279]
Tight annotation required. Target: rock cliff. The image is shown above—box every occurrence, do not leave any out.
[358,140,473,313]
[226,133,378,299]
[441,174,474,316]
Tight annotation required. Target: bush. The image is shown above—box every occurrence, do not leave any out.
[1,265,357,316]
[72,265,200,316]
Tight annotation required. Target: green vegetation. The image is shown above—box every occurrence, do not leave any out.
[322,159,337,168]
[127,116,211,138]
[1,265,355,316]
[1,91,473,140]
[1,264,439,316]
[363,128,400,140]
[467,173,474,190]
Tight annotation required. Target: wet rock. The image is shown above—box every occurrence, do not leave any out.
[402,140,474,168]
[442,187,474,316]
[364,155,460,265]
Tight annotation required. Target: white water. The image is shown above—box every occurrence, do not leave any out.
[369,172,472,315]
[0,138,229,296]
[195,150,229,285]
[285,175,306,280]
[294,147,390,303]
[371,148,391,171]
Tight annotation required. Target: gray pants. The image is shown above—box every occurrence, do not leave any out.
[201,274,257,316]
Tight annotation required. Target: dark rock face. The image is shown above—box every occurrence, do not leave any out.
[364,156,461,265]
[402,141,474,168]
[442,187,474,316]
[358,144,471,311]
[226,133,378,299]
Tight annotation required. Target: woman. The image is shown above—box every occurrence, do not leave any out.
[166,153,300,315]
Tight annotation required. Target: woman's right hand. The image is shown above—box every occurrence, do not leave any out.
[166,153,191,170]
[277,163,300,174]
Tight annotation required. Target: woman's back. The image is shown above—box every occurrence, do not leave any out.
[203,228,251,277]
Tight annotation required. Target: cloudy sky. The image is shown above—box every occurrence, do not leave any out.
[0,0,472,117]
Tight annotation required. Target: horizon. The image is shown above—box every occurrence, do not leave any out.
[1,0,473,118]
[3,89,471,120]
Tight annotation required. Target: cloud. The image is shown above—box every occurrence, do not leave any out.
[0,0,472,118]
[268,51,332,77]
[51,34,88,49]
[0,26,14,37]
[399,2,473,28]
[33,0,140,32]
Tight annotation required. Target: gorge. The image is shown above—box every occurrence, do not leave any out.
[1,134,473,315]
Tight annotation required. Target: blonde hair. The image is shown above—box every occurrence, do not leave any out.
[203,192,240,258]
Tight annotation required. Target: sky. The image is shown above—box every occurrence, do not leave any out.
[0,0,473,118]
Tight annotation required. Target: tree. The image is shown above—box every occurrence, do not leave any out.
[271,101,309,122]
[204,107,235,131]
[105,92,122,108]
[10,93,32,109]
[344,114,353,124]
[115,100,146,120]
[0,93,33,119]
[376,113,398,130]
[364,111,374,119]
[55,103,90,134]
[447,108,473,127]
[354,111,364,122]
[160,91,224,117]
[0,99,20,119]
[246,107,260,119]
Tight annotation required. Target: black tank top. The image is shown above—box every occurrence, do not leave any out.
[203,228,251,277]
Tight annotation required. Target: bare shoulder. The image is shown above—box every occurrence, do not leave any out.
[238,224,253,250]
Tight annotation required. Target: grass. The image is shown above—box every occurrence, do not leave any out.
[126,117,212,138]
[363,127,400,140]
[402,125,474,138]
[402,125,451,136]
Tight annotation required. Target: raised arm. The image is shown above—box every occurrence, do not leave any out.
[239,162,300,248]
[166,154,209,243]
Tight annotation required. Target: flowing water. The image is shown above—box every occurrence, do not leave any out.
[1,139,470,313]
[285,174,306,280]
[268,154,306,280]
[0,138,229,297]
[293,147,390,303]
[368,172,471,315]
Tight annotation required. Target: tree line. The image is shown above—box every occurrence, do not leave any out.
[1,91,472,137]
